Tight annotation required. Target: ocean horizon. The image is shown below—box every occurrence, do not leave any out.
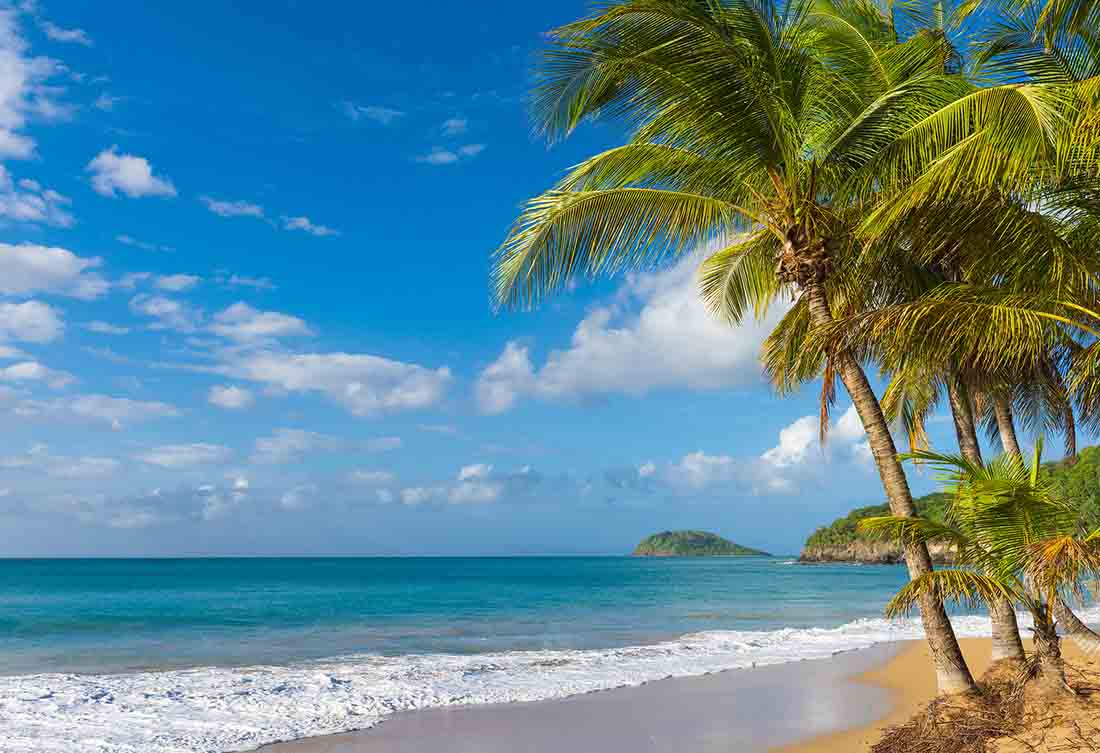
[3,555,1076,753]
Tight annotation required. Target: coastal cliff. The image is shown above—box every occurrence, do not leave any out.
[800,446,1100,563]
[800,540,955,564]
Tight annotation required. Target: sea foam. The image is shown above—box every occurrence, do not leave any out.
[3,608,1098,753]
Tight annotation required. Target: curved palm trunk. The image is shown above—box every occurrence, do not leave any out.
[948,378,1025,664]
[805,284,976,695]
[993,398,1024,459]
[1054,597,1100,654]
[947,376,983,466]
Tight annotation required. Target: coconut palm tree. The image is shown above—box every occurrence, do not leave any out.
[492,0,999,693]
[861,441,1100,693]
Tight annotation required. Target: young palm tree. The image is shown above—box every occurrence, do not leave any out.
[493,0,990,693]
[861,441,1100,693]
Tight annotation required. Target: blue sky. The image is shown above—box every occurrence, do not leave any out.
[0,1,1034,557]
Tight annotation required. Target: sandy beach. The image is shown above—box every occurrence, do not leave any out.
[260,637,1096,753]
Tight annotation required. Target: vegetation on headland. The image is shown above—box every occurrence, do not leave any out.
[802,447,1100,561]
[632,530,770,557]
[494,0,1100,720]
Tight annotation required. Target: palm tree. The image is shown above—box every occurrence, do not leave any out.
[493,0,984,693]
[861,441,1100,693]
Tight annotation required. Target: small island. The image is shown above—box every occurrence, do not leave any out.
[632,530,770,557]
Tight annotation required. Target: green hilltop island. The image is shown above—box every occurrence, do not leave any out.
[632,530,771,557]
[800,446,1100,563]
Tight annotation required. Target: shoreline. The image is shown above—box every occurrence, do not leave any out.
[259,636,1095,753]
[258,643,906,753]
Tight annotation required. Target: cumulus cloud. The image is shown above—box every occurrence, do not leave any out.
[207,384,253,410]
[224,351,451,418]
[0,10,67,159]
[0,360,74,388]
[154,274,200,292]
[398,464,541,507]
[281,215,338,237]
[0,300,63,342]
[251,428,336,465]
[1,445,118,479]
[476,252,785,413]
[209,302,312,343]
[129,294,200,332]
[134,443,233,468]
[0,167,73,227]
[93,92,121,111]
[8,393,181,429]
[0,242,108,299]
[220,273,275,291]
[199,195,264,218]
[342,102,403,124]
[86,146,176,198]
[653,406,871,496]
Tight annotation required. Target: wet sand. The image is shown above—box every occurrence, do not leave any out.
[260,644,901,753]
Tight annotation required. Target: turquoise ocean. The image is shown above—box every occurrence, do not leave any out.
[1,557,1083,752]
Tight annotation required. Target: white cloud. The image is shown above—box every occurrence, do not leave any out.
[251,428,335,465]
[39,21,91,46]
[399,486,435,505]
[199,195,264,218]
[209,302,312,343]
[280,483,317,510]
[93,92,121,111]
[476,252,784,413]
[135,443,233,468]
[207,384,253,410]
[348,469,395,484]
[760,416,819,468]
[0,11,67,159]
[223,274,275,290]
[0,360,74,388]
[365,436,402,452]
[342,102,404,124]
[0,167,73,227]
[441,117,467,135]
[457,463,492,481]
[84,320,129,335]
[1,445,119,479]
[9,393,181,429]
[225,351,451,417]
[666,451,738,489]
[116,234,169,252]
[136,444,233,466]
[0,344,26,359]
[154,274,200,292]
[0,242,107,299]
[281,215,338,237]
[86,146,176,198]
[0,300,63,342]
[129,294,200,332]
[416,143,485,165]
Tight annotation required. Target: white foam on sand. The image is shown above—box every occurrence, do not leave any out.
[3,608,1098,753]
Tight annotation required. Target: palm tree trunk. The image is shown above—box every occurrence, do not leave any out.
[804,284,976,695]
[1032,608,1073,694]
[988,595,1026,663]
[947,376,983,466]
[1054,597,1100,654]
[1063,402,1078,465]
[993,397,1024,459]
[948,378,1025,664]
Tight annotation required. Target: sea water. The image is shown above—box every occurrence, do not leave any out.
[1,557,1088,752]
